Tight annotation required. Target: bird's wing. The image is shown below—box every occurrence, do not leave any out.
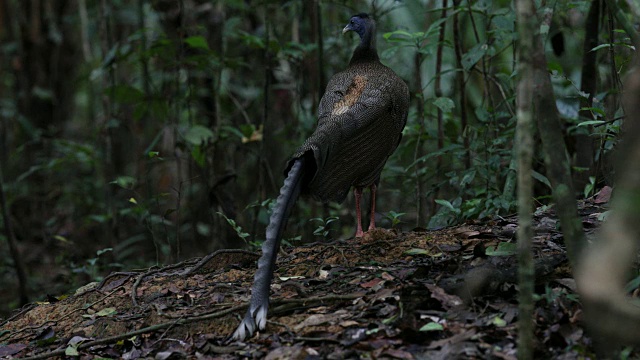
[317,72,395,139]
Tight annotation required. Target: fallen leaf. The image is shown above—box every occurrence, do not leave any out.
[0,344,27,357]
[360,278,384,289]
[383,348,414,359]
[419,322,444,331]
[594,186,612,203]
[339,320,360,327]
[294,313,346,330]
[426,284,463,309]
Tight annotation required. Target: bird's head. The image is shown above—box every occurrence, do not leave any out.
[342,13,374,40]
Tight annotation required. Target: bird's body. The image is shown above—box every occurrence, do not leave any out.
[232,13,409,341]
[289,60,408,204]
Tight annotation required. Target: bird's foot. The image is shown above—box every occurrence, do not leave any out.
[355,229,365,238]
[230,304,268,341]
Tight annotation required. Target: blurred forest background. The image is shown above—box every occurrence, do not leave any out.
[0,0,634,317]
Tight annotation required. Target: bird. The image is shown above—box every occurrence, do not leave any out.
[231,13,409,341]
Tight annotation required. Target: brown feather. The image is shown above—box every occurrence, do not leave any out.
[287,22,409,204]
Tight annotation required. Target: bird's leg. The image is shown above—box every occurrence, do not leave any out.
[368,183,377,231]
[354,187,364,238]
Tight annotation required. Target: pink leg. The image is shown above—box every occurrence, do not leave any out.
[354,187,364,238]
[368,183,377,231]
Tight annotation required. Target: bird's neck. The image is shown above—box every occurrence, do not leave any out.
[349,26,379,65]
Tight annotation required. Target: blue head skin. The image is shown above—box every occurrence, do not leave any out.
[342,13,376,50]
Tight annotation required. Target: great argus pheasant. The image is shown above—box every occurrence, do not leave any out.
[232,13,409,341]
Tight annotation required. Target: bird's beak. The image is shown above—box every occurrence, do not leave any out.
[342,25,351,34]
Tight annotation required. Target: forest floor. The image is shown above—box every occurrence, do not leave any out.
[0,188,620,359]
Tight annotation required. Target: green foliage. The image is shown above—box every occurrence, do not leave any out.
[419,322,444,331]
[0,0,633,317]
[624,271,640,294]
[534,284,580,304]
[384,211,405,228]
[218,212,250,244]
[310,216,339,238]
[71,248,115,282]
[486,242,518,257]
[583,176,596,199]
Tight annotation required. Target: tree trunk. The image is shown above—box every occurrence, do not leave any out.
[577,49,640,352]
[514,0,536,358]
[532,20,585,269]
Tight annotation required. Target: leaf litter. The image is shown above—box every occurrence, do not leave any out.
[0,196,626,359]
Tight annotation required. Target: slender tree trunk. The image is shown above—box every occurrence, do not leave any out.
[603,0,640,48]
[99,0,116,252]
[251,7,271,242]
[432,0,447,217]
[414,51,427,227]
[577,50,640,352]
[515,0,536,358]
[0,167,29,306]
[453,0,470,170]
[532,47,585,270]
[574,0,600,191]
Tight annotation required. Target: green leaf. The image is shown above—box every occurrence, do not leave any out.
[435,199,460,214]
[88,215,110,223]
[104,85,143,104]
[539,24,550,36]
[111,176,136,189]
[96,248,113,256]
[461,43,488,71]
[383,30,413,40]
[191,146,206,167]
[531,170,551,189]
[590,43,611,52]
[492,316,507,327]
[580,106,606,117]
[625,273,640,293]
[65,345,79,356]
[185,125,215,145]
[54,235,71,243]
[577,120,605,127]
[388,210,404,217]
[460,170,476,186]
[196,222,211,236]
[547,61,563,74]
[486,242,517,256]
[597,210,612,221]
[185,36,210,50]
[404,248,430,255]
[433,97,455,113]
[222,125,247,140]
[419,322,444,331]
[95,307,117,317]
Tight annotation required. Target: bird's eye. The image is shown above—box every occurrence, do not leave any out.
[350,20,355,24]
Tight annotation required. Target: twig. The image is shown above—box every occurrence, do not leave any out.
[19,305,245,360]
[2,285,127,344]
[131,268,160,307]
[184,248,259,275]
[0,304,37,329]
[130,255,205,305]
[18,293,364,359]
[96,271,139,291]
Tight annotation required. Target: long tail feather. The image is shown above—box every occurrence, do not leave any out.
[231,158,305,341]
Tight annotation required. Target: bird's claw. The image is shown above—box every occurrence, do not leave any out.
[230,305,268,341]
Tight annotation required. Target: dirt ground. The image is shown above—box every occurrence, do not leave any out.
[0,190,620,359]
